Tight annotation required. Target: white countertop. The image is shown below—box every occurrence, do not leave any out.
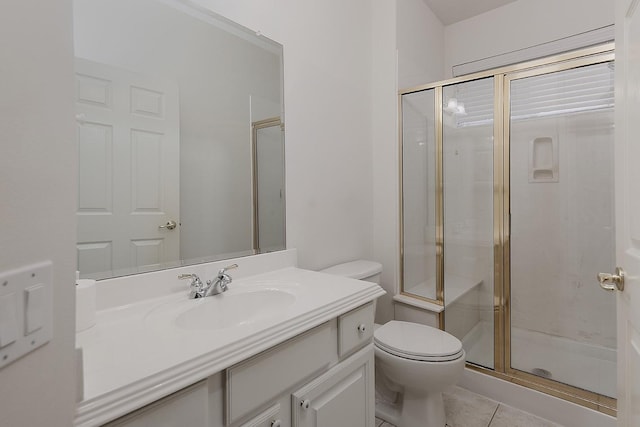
[74,260,385,426]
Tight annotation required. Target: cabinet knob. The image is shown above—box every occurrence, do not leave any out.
[301,399,311,409]
[271,420,282,427]
[357,324,366,334]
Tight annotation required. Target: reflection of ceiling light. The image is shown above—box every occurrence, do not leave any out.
[444,98,467,115]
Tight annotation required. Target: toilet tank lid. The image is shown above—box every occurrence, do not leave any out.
[320,260,382,279]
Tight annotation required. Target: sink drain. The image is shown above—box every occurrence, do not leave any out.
[531,367,552,379]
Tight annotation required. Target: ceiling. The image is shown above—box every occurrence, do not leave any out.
[423,0,518,25]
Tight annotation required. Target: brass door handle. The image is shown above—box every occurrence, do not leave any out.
[159,220,178,230]
[597,267,625,292]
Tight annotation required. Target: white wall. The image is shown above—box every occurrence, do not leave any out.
[397,0,445,88]
[371,0,399,322]
[444,0,614,78]
[191,0,375,272]
[0,0,77,425]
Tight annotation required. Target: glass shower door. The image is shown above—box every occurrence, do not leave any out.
[508,62,616,399]
[401,89,438,302]
[442,78,496,369]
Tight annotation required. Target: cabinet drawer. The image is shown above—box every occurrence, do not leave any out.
[338,302,374,358]
[239,404,282,427]
[103,381,209,427]
[226,320,337,425]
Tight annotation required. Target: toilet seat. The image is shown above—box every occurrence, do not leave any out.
[374,321,464,362]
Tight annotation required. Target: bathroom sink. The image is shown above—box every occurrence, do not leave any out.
[176,289,296,330]
[145,286,297,331]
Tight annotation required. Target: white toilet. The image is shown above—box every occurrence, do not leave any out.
[320,260,466,427]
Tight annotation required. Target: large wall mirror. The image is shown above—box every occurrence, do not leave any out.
[74,0,285,279]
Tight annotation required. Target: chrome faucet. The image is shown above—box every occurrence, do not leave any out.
[178,264,238,299]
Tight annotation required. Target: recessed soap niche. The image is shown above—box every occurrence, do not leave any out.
[528,136,559,183]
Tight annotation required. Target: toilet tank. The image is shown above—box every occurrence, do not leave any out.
[320,260,382,284]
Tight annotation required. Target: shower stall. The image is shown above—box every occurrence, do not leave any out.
[399,44,616,414]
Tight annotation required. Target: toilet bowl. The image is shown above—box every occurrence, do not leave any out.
[320,260,466,427]
[374,321,465,427]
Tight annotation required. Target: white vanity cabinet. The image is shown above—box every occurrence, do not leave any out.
[226,301,376,427]
[100,302,376,427]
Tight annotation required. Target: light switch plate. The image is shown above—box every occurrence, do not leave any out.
[0,261,52,369]
[25,284,45,334]
[0,293,18,347]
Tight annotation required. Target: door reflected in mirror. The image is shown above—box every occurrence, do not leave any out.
[252,118,286,252]
[74,0,285,279]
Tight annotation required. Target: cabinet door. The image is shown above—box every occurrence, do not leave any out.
[291,345,374,427]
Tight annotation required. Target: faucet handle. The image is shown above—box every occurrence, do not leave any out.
[178,273,204,298]
[217,264,238,277]
[209,264,238,293]
[178,273,202,284]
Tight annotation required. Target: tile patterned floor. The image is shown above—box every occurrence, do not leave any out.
[375,386,563,427]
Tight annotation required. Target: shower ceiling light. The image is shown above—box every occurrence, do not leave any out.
[445,98,467,115]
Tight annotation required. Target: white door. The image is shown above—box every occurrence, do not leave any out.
[614,0,640,424]
[75,58,180,276]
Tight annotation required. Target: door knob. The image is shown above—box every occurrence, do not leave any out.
[159,220,178,230]
[597,267,625,292]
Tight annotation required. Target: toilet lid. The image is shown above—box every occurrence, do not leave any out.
[374,321,464,362]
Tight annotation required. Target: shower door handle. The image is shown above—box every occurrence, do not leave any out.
[597,267,625,292]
